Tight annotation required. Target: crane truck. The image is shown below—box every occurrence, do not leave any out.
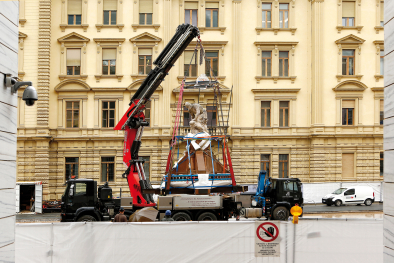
[60,24,303,222]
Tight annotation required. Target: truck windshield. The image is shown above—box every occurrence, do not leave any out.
[332,188,347,194]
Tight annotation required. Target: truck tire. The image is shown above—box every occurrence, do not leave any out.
[272,206,289,221]
[172,212,192,221]
[77,215,97,222]
[197,212,217,221]
[334,200,342,207]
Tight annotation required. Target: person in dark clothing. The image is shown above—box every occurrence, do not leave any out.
[113,207,127,222]
[161,210,174,221]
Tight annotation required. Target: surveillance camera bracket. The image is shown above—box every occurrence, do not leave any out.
[11,81,33,94]
[4,75,32,94]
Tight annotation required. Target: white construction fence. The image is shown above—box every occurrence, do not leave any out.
[15,219,382,263]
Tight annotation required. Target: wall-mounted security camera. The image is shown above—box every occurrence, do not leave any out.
[4,75,38,106]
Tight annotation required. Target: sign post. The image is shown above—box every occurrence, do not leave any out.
[255,221,280,257]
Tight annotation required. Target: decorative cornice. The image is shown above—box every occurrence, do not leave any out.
[54,79,91,92]
[58,32,90,43]
[93,38,126,43]
[333,80,368,91]
[127,79,163,91]
[18,32,28,39]
[254,41,299,46]
[251,88,301,94]
[335,34,365,44]
[129,32,162,43]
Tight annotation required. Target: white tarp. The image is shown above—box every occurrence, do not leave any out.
[15,219,382,263]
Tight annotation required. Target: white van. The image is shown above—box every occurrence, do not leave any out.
[322,186,375,206]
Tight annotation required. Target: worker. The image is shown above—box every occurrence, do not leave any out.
[161,210,174,221]
[113,207,127,222]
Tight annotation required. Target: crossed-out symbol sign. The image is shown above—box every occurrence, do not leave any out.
[256,222,279,242]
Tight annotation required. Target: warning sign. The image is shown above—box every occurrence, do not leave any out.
[255,221,280,257]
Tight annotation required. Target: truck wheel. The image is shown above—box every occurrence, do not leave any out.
[272,206,289,221]
[172,212,192,221]
[364,198,373,206]
[77,215,96,222]
[197,212,217,221]
[334,200,342,207]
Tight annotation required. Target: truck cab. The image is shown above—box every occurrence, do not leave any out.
[61,179,124,222]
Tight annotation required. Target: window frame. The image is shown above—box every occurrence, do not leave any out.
[279,101,289,127]
[103,10,117,25]
[140,156,151,181]
[101,156,115,182]
[144,101,151,127]
[262,51,272,77]
[380,152,384,176]
[279,3,289,29]
[205,51,219,77]
[138,51,153,75]
[65,157,79,181]
[139,13,153,25]
[102,101,116,128]
[184,50,198,77]
[261,101,271,127]
[260,154,271,175]
[185,9,198,26]
[278,154,289,178]
[206,105,218,127]
[279,51,289,77]
[102,48,117,76]
[66,48,81,76]
[342,49,355,76]
[68,14,82,25]
[205,8,219,28]
[380,50,384,75]
[261,3,272,29]
[66,101,80,128]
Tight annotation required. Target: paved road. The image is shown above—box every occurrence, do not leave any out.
[303,203,383,213]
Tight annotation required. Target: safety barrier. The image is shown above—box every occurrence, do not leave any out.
[15,219,382,263]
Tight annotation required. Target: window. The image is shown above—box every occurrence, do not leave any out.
[141,156,150,180]
[75,182,87,195]
[206,3,218,27]
[380,100,384,125]
[65,157,79,180]
[342,1,355,26]
[185,2,198,26]
[207,106,217,127]
[342,153,354,178]
[262,51,272,77]
[144,101,151,127]
[66,49,81,75]
[279,154,288,178]
[261,101,271,127]
[284,181,298,192]
[138,49,152,75]
[102,101,115,128]
[184,50,198,77]
[380,152,384,176]
[262,3,272,28]
[342,100,354,126]
[183,106,191,126]
[260,154,270,175]
[342,49,355,75]
[102,49,116,75]
[279,51,289,77]
[66,101,79,128]
[380,50,384,75]
[344,189,355,195]
[279,4,289,29]
[139,0,153,25]
[68,0,82,25]
[279,101,289,127]
[380,1,384,26]
[103,0,117,25]
[205,51,218,77]
[101,157,115,182]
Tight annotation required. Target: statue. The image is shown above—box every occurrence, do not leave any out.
[185,102,209,134]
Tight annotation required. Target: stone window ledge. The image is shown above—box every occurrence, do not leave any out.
[59,75,88,81]
[255,76,297,84]
[95,75,123,82]
[336,26,363,34]
[60,24,89,32]
[374,74,383,81]
[132,24,160,32]
[95,24,125,32]
[255,27,297,35]
[374,26,384,34]
[335,75,363,82]
[199,27,226,35]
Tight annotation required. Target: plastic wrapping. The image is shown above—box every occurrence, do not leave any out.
[15,219,382,263]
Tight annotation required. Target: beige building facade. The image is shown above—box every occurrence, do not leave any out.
[17,0,384,200]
